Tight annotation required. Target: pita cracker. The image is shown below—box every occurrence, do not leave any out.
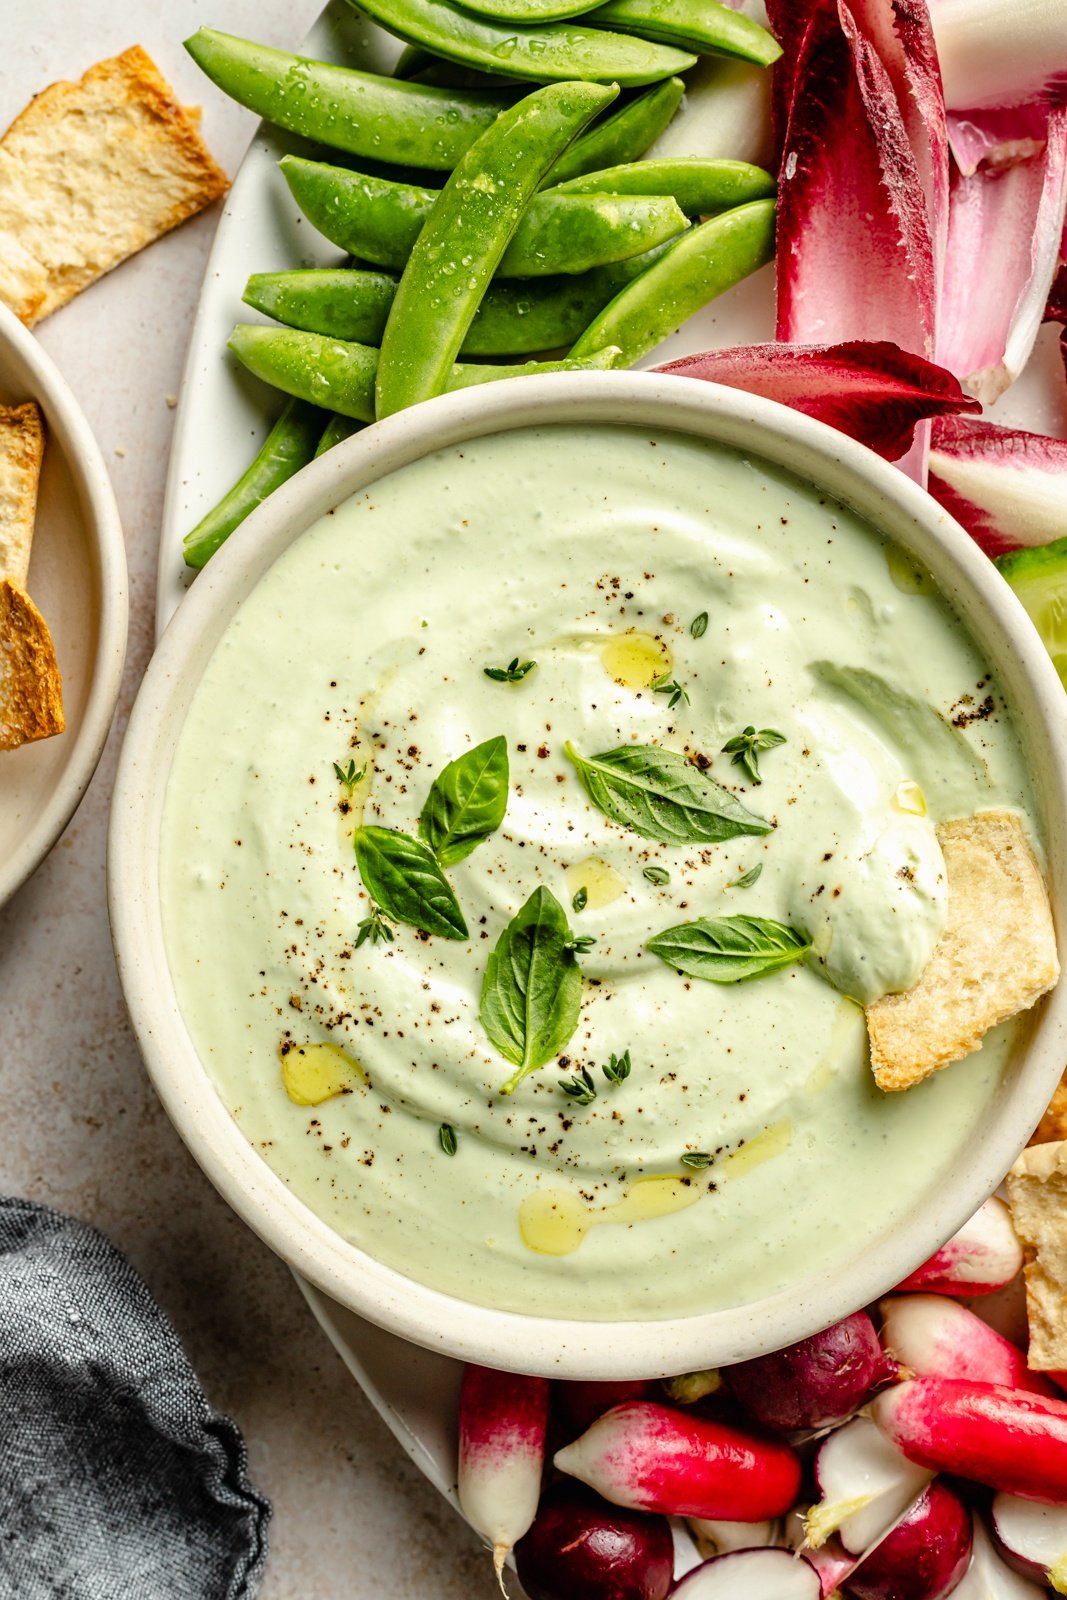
[0,401,44,588]
[0,45,227,325]
[0,577,64,749]
[866,811,1058,1091]
[1007,1140,1067,1371]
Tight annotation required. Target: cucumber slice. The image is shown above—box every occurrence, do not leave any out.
[995,537,1067,689]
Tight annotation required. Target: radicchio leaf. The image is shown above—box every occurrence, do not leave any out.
[655,339,980,460]
[928,416,1067,558]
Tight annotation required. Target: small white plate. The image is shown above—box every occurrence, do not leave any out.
[0,302,127,909]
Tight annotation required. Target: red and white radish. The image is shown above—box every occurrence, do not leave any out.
[894,1198,1024,1297]
[992,1493,1067,1593]
[555,1380,659,1440]
[553,1401,801,1522]
[670,1549,821,1600]
[806,1415,933,1555]
[655,341,979,462]
[688,1518,778,1560]
[880,1295,1056,1397]
[725,1311,895,1435]
[457,1364,549,1585]
[513,1482,674,1600]
[873,1377,1067,1505]
[841,1482,972,1600]
[954,1511,1046,1600]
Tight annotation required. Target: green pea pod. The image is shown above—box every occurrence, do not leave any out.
[183,397,325,569]
[281,154,689,277]
[228,324,622,419]
[542,76,683,185]
[393,44,438,77]
[184,28,516,172]
[342,0,695,85]
[569,196,776,365]
[462,0,605,22]
[245,269,398,345]
[314,414,364,455]
[585,0,781,66]
[551,157,776,214]
[243,246,671,354]
[379,79,617,414]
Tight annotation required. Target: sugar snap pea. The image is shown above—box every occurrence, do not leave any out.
[461,0,606,23]
[585,0,782,66]
[342,0,695,85]
[243,246,672,354]
[183,397,325,569]
[542,76,683,184]
[551,157,775,214]
[569,196,776,364]
[245,269,399,346]
[184,28,516,172]
[281,155,689,277]
[228,325,623,419]
[377,79,615,415]
[314,414,364,456]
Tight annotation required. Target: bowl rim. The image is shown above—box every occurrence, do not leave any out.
[0,301,128,910]
[109,370,1067,1377]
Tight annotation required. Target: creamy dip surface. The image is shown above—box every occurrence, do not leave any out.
[161,424,1038,1320]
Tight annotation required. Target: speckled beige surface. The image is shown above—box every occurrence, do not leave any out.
[0,6,497,1594]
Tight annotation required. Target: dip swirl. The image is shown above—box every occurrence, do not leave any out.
[161,424,1037,1319]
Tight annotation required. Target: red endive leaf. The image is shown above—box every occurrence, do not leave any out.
[655,340,980,460]
[928,0,1067,114]
[928,416,1067,557]
[937,105,1067,403]
[769,1,939,401]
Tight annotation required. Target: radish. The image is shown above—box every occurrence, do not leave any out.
[458,1364,549,1585]
[894,1198,1024,1297]
[873,1377,1067,1504]
[725,1312,895,1434]
[841,1482,972,1600]
[880,1295,1056,1397]
[688,1518,778,1559]
[670,1549,822,1600]
[553,1401,801,1521]
[555,1380,660,1440]
[954,1512,1046,1600]
[513,1482,674,1600]
[991,1493,1067,1592]
[806,1415,933,1555]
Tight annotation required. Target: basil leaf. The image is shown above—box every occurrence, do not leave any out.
[647,915,810,983]
[565,741,771,846]
[480,885,583,1094]
[354,825,468,940]
[419,735,509,868]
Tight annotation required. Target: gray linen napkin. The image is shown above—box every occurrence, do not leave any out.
[0,1197,270,1600]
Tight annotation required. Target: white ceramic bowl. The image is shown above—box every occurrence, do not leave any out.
[109,372,1067,1378]
[0,302,127,909]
